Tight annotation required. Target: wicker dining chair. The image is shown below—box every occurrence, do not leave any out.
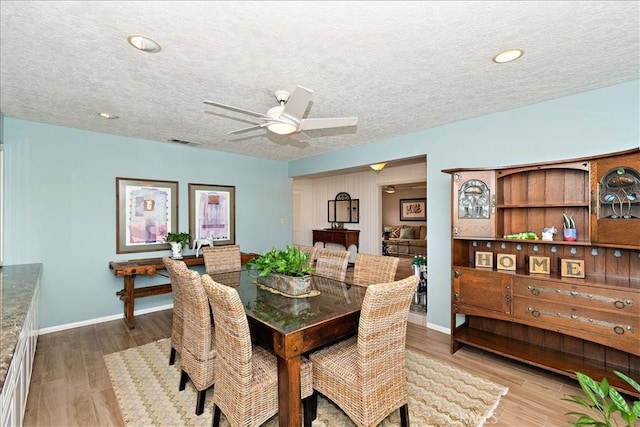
[200,274,314,427]
[202,244,242,274]
[352,253,400,286]
[308,275,419,427]
[314,248,350,281]
[162,257,190,367]
[178,268,216,416]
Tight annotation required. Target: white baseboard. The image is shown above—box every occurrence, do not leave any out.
[426,321,450,335]
[37,303,174,335]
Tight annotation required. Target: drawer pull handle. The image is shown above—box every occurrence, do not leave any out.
[453,292,460,302]
[530,309,540,317]
[570,291,578,296]
[614,326,625,335]
[571,314,578,320]
[614,300,625,309]
[625,299,634,306]
[531,288,540,296]
[453,270,460,279]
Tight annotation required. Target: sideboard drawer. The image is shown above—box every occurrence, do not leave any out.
[513,277,638,316]
[513,296,639,355]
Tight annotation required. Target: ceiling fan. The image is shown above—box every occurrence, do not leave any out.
[203,86,358,139]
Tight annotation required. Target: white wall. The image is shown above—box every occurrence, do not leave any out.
[290,80,640,331]
[3,119,293,329]
[293,161,427,261]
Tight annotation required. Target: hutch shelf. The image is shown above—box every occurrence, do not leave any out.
[443,148,640,397]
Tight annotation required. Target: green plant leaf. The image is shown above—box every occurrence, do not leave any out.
[577,372,604,405]
[633,401,640,419]
[609,387,631,414]
[615,371,640,394]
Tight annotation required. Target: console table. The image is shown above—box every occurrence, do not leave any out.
[109,253,257,328]
[312,229,360,251]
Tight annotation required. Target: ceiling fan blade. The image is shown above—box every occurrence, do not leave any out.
[280,86,313,123]
[299,117,358,131]
[203,100,272,120]
[227,122,273,135]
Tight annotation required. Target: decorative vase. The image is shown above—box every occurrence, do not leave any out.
[169,242,184,259]
[256,273,312,296]
[563,228,577,242]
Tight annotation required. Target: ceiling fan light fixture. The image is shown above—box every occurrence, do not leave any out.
[492,48,524,63]
[384,185,396,194]
[127,35,161,53]
[267,122,298,135]
[370,162,387,172]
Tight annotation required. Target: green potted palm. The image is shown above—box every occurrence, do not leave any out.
[163,232,190,259]
[246,246,315,296]
[563,371,640,426]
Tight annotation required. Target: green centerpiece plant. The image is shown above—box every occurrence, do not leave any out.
[246,246,315,296]
[246,245,315,277]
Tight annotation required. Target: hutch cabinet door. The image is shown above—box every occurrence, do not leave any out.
[451,171,496,238]
[590,150,640,247]
[452,267,511,316]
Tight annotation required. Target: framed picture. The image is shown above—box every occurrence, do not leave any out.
[116,177,179,254]
[400,198,426,221]
[189,183,236,246]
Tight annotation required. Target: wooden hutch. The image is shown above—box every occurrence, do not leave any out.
[443,148,640,396]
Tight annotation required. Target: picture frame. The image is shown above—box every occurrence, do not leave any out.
[400,198,426,221]
[116,177,179,254]
[189,183,236,246]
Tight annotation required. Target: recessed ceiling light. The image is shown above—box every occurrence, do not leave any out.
[492,48,524,63]
[127,35,161,53]
[98,112,119,119]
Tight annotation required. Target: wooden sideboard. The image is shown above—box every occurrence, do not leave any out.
[109,252,257,328]
[312,229,360,251]
[443,148,640,397]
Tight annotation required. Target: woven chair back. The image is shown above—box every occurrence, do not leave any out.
[356,275,418,412]
[352,253,399,286]
[314,248,350,281]
[162,257,189,355]
[179,268,215,391]
[202,244,242,274]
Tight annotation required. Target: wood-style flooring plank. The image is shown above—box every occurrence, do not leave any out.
[24,304,593,427]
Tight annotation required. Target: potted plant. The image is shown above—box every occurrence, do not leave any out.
[163,232,191,259]
[563,370,640,426]
[246,246,315,296]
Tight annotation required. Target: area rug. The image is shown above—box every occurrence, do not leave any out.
[104,339,508,427]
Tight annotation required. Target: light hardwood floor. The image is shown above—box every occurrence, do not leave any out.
[23,261,586,426]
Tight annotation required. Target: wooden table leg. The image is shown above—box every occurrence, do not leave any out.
[277,355,301,427]
[123,275,135,329]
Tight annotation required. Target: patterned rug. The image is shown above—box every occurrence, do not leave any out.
[104,339,508,427]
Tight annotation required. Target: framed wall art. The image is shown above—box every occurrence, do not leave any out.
[189,183,236,246]
[400,198,426,221]
[116,177,178,254]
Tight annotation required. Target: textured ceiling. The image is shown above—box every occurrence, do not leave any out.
[1,1,638,161]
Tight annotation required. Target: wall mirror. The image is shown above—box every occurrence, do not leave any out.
[328,192,359,223]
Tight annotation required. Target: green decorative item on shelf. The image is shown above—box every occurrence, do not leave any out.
[503,231,539,240]
[563,371,640,427]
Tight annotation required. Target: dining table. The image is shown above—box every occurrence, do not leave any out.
[207,268,367,427]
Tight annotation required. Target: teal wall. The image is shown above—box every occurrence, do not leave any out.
[3,120,293,328]
[3,80,638,330]
[290,80,640,330]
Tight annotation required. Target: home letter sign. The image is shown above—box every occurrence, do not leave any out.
[526,255,551,274]
[497,254,516,271]
[560,258,585,278]
[475,252,493,268]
